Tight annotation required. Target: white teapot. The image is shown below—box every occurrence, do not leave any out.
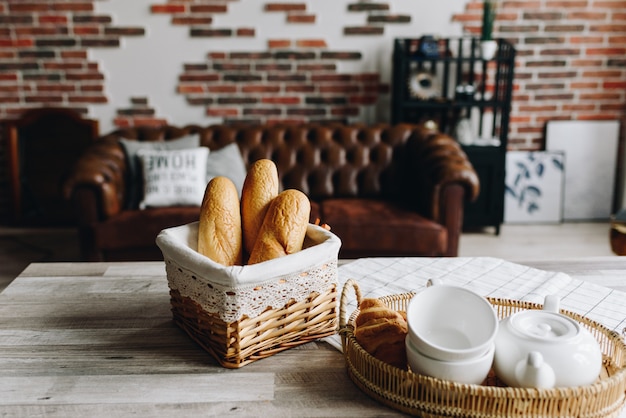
[494,295,602,388]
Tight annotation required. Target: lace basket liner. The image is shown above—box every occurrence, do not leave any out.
[164,257,338,323]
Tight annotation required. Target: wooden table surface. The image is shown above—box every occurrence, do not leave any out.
[1,258,625,417]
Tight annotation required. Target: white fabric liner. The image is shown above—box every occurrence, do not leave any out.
[157,222,341,287]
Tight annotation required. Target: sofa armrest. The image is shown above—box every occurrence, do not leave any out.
[409,130,480,214]
[405,129,479,257]
[63,138,127,221]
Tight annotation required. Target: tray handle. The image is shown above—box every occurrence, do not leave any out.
[339,279,362,330]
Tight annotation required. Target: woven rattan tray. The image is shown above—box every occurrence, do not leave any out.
[339,279,626,418]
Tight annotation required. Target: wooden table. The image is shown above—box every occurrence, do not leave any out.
[1,258,625,417]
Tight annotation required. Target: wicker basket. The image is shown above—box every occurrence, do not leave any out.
[156,221,341,368]
[339,279,626,418]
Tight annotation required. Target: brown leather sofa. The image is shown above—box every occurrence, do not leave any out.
[63,123,479,261]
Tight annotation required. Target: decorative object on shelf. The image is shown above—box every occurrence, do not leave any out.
[407,71,439,100]
[480,0,498,60]
[454,118,474,145]
[417,35,440,58]
[480,40,498,60]
[424,120,438,131]
[455,83,476,101]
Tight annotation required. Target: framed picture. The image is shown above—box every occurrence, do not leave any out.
[504,151,565,224]
[546,120,619,220]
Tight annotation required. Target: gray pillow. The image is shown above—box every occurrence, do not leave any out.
[120,135,200,209]
[206,142,247,197]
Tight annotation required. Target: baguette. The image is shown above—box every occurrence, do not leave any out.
[354,298,408,369]
[247,189,310,265]
[241,159,279,256]
[197,176,243,266]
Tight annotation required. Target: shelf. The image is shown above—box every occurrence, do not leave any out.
[391,36,515,234]
[398,99,508,109]
[394,37,516,63]
[404,55,509,64]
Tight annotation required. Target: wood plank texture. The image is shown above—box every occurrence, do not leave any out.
[0,374,275,404]
[0,262,399,417]
[0,260,624,417]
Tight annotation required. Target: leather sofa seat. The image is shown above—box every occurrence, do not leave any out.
[321,198,446,258]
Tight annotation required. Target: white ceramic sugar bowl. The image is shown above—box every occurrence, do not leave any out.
[494,295,602,388]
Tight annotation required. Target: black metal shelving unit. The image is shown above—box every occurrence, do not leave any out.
[391,37,515,234]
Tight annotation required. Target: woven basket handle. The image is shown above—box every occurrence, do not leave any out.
[339,279,362,328]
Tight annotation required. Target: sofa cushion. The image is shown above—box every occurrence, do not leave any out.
[136,147,209,209]
[320,198,447,257]
[206,142,247,197]
[95,207,201,251]
[120,134,201,209]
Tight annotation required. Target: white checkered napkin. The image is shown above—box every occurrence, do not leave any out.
[326,257,626,351]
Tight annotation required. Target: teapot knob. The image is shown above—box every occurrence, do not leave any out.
[543,295,560,313]
[515,351,556,389]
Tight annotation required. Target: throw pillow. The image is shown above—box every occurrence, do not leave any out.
[206,142,247,197]
[120,134,200,209]
[136,147,209,209]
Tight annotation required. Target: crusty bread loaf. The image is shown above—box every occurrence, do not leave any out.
[197,176,243,266]
[354,298,408,370]
[241,159,279,256]
[247,189,310,265]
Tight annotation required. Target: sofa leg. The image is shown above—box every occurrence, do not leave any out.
[440,184,465,257]
[78,227,103,261]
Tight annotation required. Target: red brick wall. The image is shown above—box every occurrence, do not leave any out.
[453,0,626,149]
[0,0,408,126]
[0,0,143,119]
[2,1,624,142]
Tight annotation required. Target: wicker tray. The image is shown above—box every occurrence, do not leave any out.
[339,279,626,418]
[157,222,341,368]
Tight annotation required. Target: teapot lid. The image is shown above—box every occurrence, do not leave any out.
[509,311,580,342]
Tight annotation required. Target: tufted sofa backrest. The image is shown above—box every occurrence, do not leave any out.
[102,123,440,202]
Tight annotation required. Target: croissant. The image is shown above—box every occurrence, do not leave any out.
[354,298,408,369]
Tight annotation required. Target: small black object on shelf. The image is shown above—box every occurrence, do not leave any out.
[417,35,440,58]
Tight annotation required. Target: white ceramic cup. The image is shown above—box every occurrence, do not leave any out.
[406,279,498,361]
[405,336,495,385]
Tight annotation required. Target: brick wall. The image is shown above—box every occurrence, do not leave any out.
[454,0,626,149]
[0,0,409,126]
[2,1,624,142]
[0,0,144,119]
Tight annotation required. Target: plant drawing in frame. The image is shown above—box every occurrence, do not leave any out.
[504,151,565,223]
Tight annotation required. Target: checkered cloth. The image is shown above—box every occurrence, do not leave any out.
[325,257,626,351]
